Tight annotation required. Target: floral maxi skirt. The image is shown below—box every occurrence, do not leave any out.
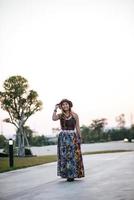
[57,130,85,179]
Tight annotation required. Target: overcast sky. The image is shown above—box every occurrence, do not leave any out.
[0,0,134,138]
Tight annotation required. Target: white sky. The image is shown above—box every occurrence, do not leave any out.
[0,0,134,138]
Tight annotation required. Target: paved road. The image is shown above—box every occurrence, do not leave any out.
[0,151,134,200]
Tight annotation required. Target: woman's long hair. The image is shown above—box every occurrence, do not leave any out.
[59,99,74,128]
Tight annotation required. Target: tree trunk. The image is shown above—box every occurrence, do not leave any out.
[17,127,25,157]
[23,130,30,147]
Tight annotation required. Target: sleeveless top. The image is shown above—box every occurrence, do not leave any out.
[60,114,76,130]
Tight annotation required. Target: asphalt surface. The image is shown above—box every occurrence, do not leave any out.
[0,151,134,200]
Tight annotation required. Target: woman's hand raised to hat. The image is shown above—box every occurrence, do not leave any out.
[52,104,60,120]
[55,104,59,110]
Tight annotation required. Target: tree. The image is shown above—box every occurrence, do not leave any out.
[90,118,107,141]
[127,124,134,142]
[23,125,34,146]
[80,125,92,143]
[16,125,34,146]
[0,134,7,148]
[0,75,42,157]
[115,114,125,129]
[31,135,49,146]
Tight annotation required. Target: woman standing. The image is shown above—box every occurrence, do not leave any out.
[52,99,85,182]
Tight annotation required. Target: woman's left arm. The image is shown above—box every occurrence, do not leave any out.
[75,113,82,138]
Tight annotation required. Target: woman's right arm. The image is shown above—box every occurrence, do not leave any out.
[52,104,60,121]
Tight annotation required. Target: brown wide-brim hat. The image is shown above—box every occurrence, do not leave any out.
[58,99,73,109]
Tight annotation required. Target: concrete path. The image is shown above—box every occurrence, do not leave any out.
[0,152,134,200]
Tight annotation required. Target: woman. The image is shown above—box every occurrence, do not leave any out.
[52,99,85,182]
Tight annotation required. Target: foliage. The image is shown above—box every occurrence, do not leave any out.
[81,117,134,143]
[0,75,43,156]
[0,134,7,148]
[0,75,42,128]
[115,114,126,128]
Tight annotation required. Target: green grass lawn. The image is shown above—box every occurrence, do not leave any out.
[0,150,133,173]
[0,155,57,173]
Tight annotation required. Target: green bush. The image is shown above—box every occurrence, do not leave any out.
[25,148,33,156]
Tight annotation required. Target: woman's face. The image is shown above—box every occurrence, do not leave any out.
[61,102,70,111]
